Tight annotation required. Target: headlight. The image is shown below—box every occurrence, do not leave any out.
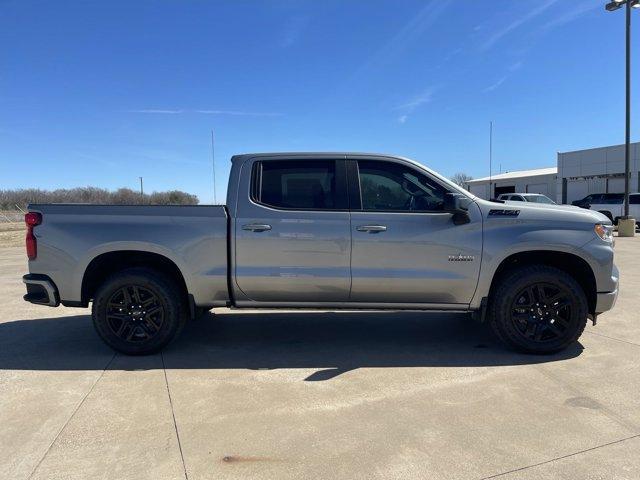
[594,223,613,242]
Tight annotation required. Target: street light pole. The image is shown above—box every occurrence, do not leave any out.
[624,0,631,218]
[605,0,639,235]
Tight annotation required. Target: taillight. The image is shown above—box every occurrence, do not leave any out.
[25,212,42,260]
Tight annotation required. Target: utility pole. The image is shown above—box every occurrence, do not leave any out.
[211,130,218,205]
[139,177,143,197]
[489,121,493,199]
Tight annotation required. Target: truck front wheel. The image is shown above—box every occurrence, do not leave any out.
[92,268,186,355]
[488,266,588,354]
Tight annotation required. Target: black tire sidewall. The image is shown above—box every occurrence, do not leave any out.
[489,266,588,354]
[92,268,184,355]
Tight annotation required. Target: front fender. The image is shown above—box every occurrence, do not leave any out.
[470,221,599,309]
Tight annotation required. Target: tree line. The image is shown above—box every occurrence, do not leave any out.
[0,187,199,210]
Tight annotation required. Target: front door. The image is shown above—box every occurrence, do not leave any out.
[233,157,352,303]
[349,157,482,305]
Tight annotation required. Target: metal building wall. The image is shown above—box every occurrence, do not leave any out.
[558,143,640,204]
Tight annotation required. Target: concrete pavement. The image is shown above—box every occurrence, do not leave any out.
[1,237,639,479]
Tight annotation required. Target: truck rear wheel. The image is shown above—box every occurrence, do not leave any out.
[92,268,186,355]
[488,266,588,354]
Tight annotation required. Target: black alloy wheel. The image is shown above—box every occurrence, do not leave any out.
[105,285,165,343]
[488,265,588,354]
[92,268,186,355]
[510,282,573,343]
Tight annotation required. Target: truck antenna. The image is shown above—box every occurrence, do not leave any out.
[211,129,217,205]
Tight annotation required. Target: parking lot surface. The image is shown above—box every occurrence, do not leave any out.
[1,237,639,480]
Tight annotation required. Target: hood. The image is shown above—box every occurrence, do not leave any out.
[476,198,611,224]
[501,201,581,212]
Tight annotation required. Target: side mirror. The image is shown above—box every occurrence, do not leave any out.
[444,193,472,225]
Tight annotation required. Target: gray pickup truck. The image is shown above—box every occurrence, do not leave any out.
[23,153,619,355]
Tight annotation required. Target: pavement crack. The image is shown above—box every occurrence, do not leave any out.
[478,434,640,479]
[161,351,189,480]
[27,352,117,480]
[585,330,640,348]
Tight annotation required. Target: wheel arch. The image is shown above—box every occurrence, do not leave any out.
[81,250,189,307]
[487,250,597,315]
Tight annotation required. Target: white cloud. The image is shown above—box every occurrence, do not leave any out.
[508,60,524,72]
[483,76,507,93]
[130,109,282,117]
[397,87,436,112]
[359,0,452,72]
[542,0,600,30]
[129,109,184,114]
[395,86,437,124]
[280,15,309,47]
[481,0,560,50]
[195,110,282,116]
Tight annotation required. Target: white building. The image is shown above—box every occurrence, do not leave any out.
[463,142,640,204]
[465,167,557,200]
[558,142,640,204]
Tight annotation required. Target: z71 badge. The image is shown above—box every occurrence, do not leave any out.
[448,254,475,262]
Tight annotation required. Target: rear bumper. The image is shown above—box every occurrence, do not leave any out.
[23,274,60,307]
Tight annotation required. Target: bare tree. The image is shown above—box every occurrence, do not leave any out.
[450,172,473,187]
[0,187,199,210]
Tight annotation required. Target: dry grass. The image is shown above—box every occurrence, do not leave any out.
[0,227,23,247]
[0,216,24,248]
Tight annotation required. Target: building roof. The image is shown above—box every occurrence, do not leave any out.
[466,167,557,184]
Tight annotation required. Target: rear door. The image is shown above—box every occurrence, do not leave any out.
[233,157,352,303]
[348,157,482,305]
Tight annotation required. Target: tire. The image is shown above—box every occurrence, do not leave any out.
[488,265,588,354]
[92,267,187,355]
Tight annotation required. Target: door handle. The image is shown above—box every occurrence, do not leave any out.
[242,223,272,232]
[356,225,387,233]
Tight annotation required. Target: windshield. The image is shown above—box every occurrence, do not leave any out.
[529,195,555,204]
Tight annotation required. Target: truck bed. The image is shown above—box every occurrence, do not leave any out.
[27,204,230,307]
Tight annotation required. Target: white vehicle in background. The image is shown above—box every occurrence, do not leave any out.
[586,193,640,226]
[497,193,556,204]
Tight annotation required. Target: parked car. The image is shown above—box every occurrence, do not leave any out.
[583,193,640,225]
[497,193,556,204]
[22,153,618,355]
[572,193,623,209]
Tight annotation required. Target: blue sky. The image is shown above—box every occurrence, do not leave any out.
[1,0,638,203]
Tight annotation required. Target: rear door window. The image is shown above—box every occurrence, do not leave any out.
[601,194,624,204]
[252,160,347,210]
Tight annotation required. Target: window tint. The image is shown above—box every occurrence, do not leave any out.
[630,194,640,205]
[357,160,447,211]
[601,193,624,204]
[511,195,525,202]
[254,160,339,210]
